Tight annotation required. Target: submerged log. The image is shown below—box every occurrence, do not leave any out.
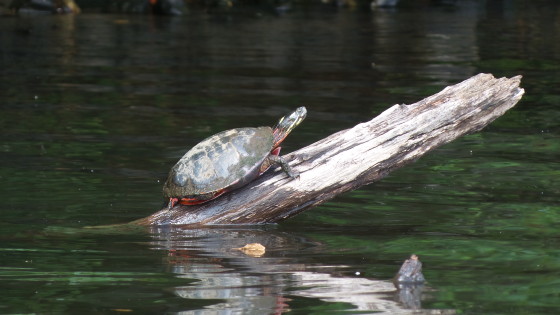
[132,73,524,226]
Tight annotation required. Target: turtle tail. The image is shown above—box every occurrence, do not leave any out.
[272,107,307,148]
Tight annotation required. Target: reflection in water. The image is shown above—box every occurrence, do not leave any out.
[148,226,446,314]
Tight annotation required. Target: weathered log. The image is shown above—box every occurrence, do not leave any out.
[132,73,524,226]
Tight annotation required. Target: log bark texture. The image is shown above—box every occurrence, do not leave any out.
[132,73,524,226]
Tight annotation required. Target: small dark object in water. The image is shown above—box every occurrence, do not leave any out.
[394,254,425,284]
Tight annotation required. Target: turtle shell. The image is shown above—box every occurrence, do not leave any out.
[163,126,274,199]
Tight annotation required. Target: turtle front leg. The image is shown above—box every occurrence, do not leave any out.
[267,155,299,179]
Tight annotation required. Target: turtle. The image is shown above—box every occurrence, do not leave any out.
[163,106,307,208]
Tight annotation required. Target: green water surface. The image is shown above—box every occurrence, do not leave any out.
[1,1,559,313]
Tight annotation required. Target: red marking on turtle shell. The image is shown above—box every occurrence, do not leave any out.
[178,188,228,205]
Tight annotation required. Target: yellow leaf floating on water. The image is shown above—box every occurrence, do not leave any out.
[233,243,266,257]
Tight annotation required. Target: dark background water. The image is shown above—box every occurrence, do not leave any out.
[1,0,559,313]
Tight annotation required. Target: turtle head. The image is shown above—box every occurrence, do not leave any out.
[272,106,307,148]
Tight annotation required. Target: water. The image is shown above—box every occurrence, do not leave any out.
[1,0,559,313]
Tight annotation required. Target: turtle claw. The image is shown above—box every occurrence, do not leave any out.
[284,161,301,180]
[288,170,300,180]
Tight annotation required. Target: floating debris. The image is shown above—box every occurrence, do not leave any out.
[233,243,266,257]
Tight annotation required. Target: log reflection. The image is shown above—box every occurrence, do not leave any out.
[148,226,451,314]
